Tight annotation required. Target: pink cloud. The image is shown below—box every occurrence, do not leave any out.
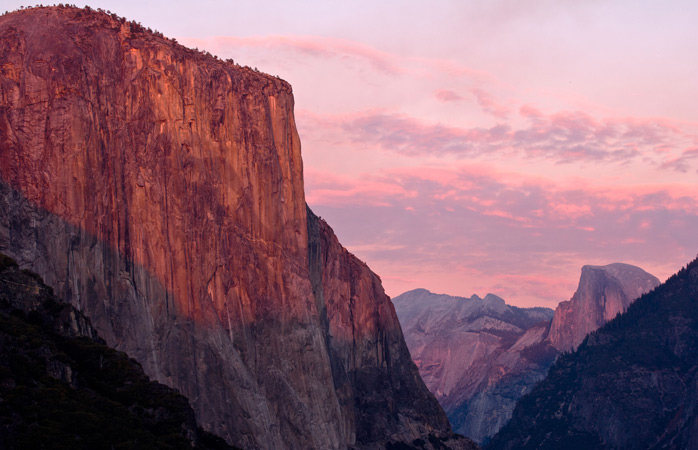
[183,35,403,74]
[519,104,544,119]
[307,163,698,225]
[660,147,698,173]
[622,237,646,244]
[304,168,416,207]
[434,89,463,102]
[481,209,533,223]
[470,87,510,118]
[591,184,698,214]
[549,202,592,220]
[301,109,694,166]
[340,112,510,157]
[305,162,698,305]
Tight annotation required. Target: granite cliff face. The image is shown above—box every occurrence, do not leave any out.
[487,257,698,450]
[548,263,660,352]
[394,264,659,444]
[393,289,555,443]
[0,7,473,450]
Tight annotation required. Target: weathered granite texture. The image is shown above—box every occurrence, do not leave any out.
[548,263,660,352]
[0,6,473,449]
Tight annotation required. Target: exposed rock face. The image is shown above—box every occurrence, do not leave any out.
[394,265,659,444]
[0,7,473,450]
[307,212,457,447]
[487,257,698,450]
[548,263,660,352]
[393,289,555,443]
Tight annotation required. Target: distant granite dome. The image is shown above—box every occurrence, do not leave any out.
[548,263,660,352]
[488,257,698,450]
[0,6,475,450]
[394,263,659,444]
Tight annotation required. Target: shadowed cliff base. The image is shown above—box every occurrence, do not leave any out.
[0,6,474,449]
[0,179,287,448]
[0,252,235,450]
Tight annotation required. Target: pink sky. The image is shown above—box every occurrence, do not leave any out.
[7,1,698,307]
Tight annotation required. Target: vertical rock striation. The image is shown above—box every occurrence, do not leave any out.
[0,7,471,449]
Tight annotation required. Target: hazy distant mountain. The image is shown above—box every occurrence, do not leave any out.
[393,289,555,443]
[394,263,659,444]
[487,256,698,450]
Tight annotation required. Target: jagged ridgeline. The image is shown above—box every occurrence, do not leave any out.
[393,263,658,445]
[0,6,476,450]
[393,289,556,444]
[487,256,698,450]
[0,253,235,449]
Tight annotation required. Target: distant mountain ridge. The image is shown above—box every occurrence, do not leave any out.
[487,256,698,450]
[394,263,660,443]
[393,289,556,443]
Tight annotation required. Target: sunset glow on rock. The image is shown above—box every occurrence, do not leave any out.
[4,0,695,308]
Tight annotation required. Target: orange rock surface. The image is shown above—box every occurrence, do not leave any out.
[0,6,468,450]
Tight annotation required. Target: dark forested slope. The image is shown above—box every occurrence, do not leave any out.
[488,256,698,450]
[0,252,234,450]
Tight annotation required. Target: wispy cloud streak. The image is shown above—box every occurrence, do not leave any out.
[184,35,404,74]
[302,109,696,167]
[306,164,698,306]
[182,29,698,308]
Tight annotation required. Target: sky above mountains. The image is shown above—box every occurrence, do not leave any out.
[5,1,697,307]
